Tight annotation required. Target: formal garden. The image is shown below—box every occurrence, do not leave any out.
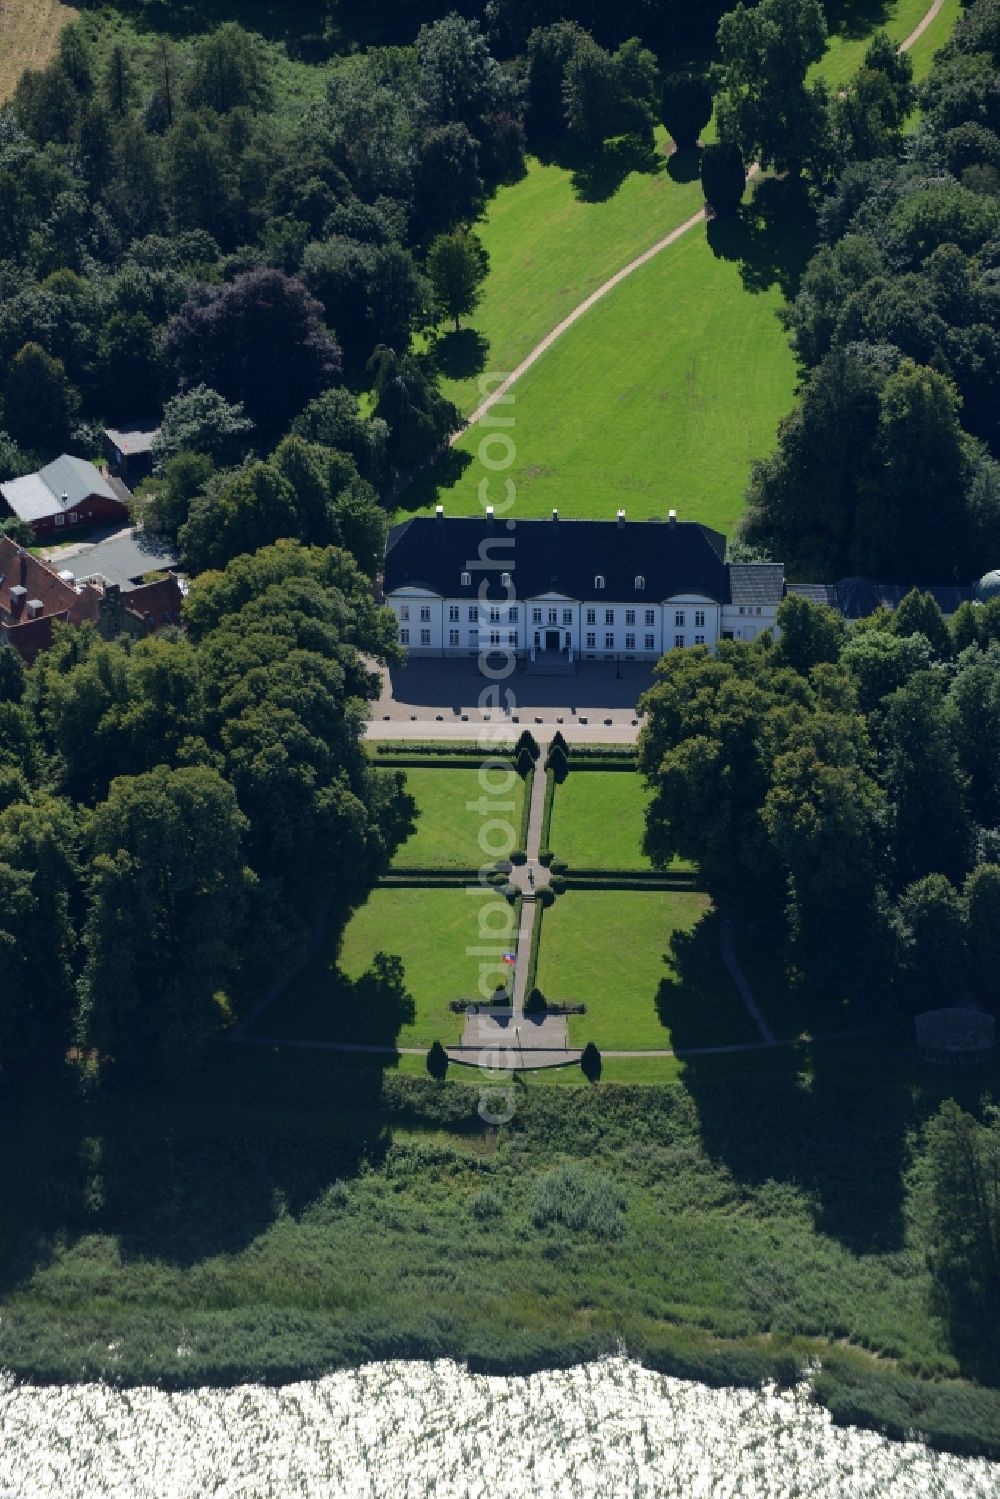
[255,740,769,1068]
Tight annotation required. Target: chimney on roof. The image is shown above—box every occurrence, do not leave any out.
[616,508,626,528]
[485,505,494,528]
[61,492,69,506]
[551,508,559,522]
[9,585,27,619]
[668,509,677,528]
[435,504,444,522]
[19,550,27,586]
[26,598,44,621]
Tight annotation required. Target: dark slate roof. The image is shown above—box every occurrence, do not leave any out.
[727,563,785,607]
[75,529,179,589]
[384,516,731,602]
[787,578,975,619]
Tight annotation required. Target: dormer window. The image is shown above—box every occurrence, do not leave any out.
[594,575,605,590]
[635,575,645,590]
[461,571,471,587]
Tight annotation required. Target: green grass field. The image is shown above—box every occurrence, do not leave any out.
[427,132,704,416]
[549,771,653,870]
[904,0,963,82]
[256,887,518,1050]
[536,890,758,1050]
[421,207,804,533]
[547,770,695,871]
[390,766,526,869]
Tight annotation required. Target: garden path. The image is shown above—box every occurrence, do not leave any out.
[454,0,946,442]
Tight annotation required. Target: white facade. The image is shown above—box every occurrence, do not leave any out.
[384,586,778,661]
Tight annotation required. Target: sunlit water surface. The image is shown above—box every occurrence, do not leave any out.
[1,1358,998,1497]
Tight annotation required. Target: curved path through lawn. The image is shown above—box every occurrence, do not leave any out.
[455,0,948,443]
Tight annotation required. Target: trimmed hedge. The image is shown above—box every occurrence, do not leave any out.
[518,766,533,851]
[539,769,555,854]
[525,896,544,995]
[563,875,699,892]
[536,885,556,907]
[375,742,514,757]
[375,757,488,770]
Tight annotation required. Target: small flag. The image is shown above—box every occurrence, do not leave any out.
[502,952,516,966]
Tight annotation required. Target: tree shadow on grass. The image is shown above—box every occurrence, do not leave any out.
[667,145,703,186]
[430,327,491,383]
[825,0,892,40]
[569,135,663,203]
[395,445,474,516]
[667,915,913,1255]
[706,176,818,300]
[655,910,761,1049]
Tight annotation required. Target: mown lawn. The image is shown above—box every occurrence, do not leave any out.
[905,0,963,82]
[809,0,935,91]
[536,890,758,1050]
[256,887,519,1050]
[390,766,526,869]
[548,770,693,871]
[426,132,704,416]
[422,209,804,535]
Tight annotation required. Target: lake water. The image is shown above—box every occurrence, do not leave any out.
[1,1357,997,1497]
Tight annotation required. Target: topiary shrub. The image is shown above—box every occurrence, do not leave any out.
[525,986,547,1016]
[581,1041,602,1083]
[549,858,568,875]
[516,745,534,778]
[538,849,554,866]
[487,870,507,887]
[503,882,518,902]
[660,71,713,150]
[494,859,513,875]
[426,1039,449,1081]
[545,742,569,782]
[548,873,567,894]
[511,849,527,865]
[515,728,540,761]
[549,729,569,756]
[536,885,556,907]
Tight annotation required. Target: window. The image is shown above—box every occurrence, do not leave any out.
[675,633,684,649]
[562,609,572,625]
[694,610,705,629]
[420,606,431,622]
[69,513,78,525]
[449,629,460,646]
[756,606,763,616]
[532,607,542,624]
[625,609,635,626]
[595,575,605,590]
[400,628,410,644]
[469,628,479,645]
[461,571,471,587]
[420,629,431,646]
[501,571,511,587]
[635,575,645,590]
[490,606,500,623]
[645,609,655,627]
[586,632,596,649]
[533,631,540,647]
[586,608,596,625]
[400,605,410,621]
[695,634,705,646]
[468,606,477,622]
[508,606,518,622]
[511,631,519,649]
[605,609,614,625]
[54,515,65,527]
[547,608,557,624]
[605,632,614,650]
[739,606,745,615]
[625,632,636,650]
[674,610,685,627]
[448,605,459,622]
[490,630,501,646]
[645,633,655,650]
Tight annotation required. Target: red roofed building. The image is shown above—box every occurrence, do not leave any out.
[0,538,183,663]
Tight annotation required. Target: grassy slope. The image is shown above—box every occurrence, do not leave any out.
[390,766,526,869]
[419,0,961,534]
[0,0,76,99]
[423,214,804,533]
[254,887,518,1050]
